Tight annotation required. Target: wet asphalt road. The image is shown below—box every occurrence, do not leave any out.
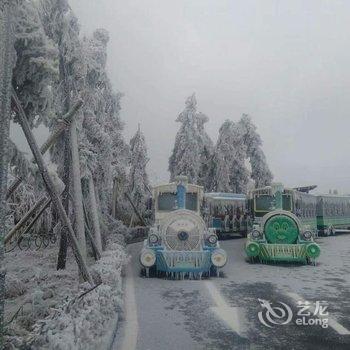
[114,235,350,350]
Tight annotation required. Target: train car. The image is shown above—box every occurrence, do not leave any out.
[139,176,227,278]
[316,194,350,235]
[203,192,249,238]
[245,183,320,264]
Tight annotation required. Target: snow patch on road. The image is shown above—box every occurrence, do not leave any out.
[205,281,245,337]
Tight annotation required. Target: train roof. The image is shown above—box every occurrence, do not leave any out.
[152,182,204,195]
[316,194,350,199]
[204,192,246,202]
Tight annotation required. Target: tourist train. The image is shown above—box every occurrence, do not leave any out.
[140,178,350,273]
[204,184,350,239]
[245,183,350,263]
[139,176,227,278]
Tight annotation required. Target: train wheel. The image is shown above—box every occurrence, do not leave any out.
[210,265,218,277]
[141,266,156,278]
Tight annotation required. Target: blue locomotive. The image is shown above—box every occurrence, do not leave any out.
[140,176,227,278]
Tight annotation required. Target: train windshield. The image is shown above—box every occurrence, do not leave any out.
[158,193,177,211]
[255,195,273,212]
[254,193,292,212]
[157,192,198,211]
[186,193,198,211]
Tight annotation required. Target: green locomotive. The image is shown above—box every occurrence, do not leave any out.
[245,183,320,264]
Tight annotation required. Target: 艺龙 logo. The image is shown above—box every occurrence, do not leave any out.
[257,299,329,328]
[258,298,293,328]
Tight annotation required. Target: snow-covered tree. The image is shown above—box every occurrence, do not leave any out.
[239,114,273,187]
[128,125,150,216]
[6,0,58,242]
[12,0,58,126]
[39,0,88,259]
[82,28,129,220]
[1,3,15,344]
[207,120,249,193]
[169,94,212,184]
[196,112,214,187]
[206,120,233,192]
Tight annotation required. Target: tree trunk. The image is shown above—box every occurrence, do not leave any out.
[111,178,118,219]
[6,100,82,200]
[88,174,102,253]
[57,129,70,270]
[82,201,101,260]
[70,118,87,259]
[125,192,147,226]
[4,196,47,244]
[0,2,14,345]
[18,198,52,239]
[39,100,82,155]
[12,89,93,285]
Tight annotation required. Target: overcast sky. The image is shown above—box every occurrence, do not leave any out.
[15,0,350,193]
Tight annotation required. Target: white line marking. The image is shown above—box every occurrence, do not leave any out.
[205,281,243,336]
[119,263,139,350]
[287,292,350,335]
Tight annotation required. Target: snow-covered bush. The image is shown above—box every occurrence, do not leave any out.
[5,275,27,299]
[28,241,127,350]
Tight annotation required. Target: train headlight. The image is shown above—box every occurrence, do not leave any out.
[140,249,156,267]
[207,234,218,245]
[211,249,227,268]
[246,242,260,257]
[302,231,312,241]
[251,229,262,240]
[306,243,320,258]
[148,233,159,245]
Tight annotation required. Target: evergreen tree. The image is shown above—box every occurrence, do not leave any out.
[39,0,88,258]
[169,94,212,184]
[128,125,150,215]
[230,122,249,193]
[196,112,214,187]
[206,120,233,192]
[82,28,129,218]
[8,0,59,241]
[239,114,273,187]
[207,120,249,193]
[13,0,58,126]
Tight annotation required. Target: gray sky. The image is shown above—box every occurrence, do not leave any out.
[15,0,350,194]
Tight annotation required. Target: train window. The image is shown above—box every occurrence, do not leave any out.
[186,193,198,211]
[282,194,292,211]
[255,195,274,212]
[158,193,177,211]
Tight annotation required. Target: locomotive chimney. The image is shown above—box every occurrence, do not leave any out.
[271,182,284,210]
[175,175,188,209]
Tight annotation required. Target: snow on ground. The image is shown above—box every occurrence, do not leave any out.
[4,234,127,350]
